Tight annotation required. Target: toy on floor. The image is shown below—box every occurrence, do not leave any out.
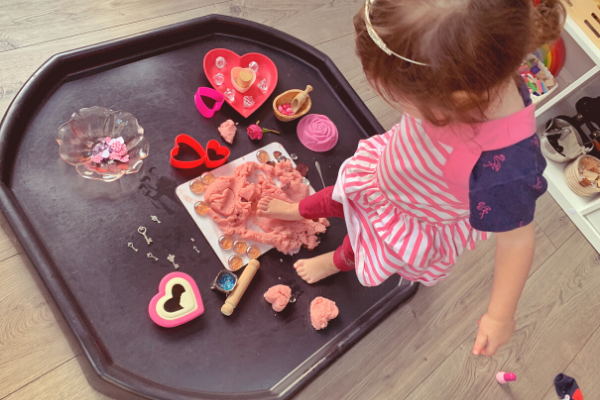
[291,85,313,113]
[273,87,313,121]
[201,160,328,254]
[170,134,231,169]
[195,87,225,118]
[56,106,150,182]
[496,372,516,384]
[310,296,339,330]
[264,284,292,312]
[221,259,260,316]
[211,270,238,294]
[218,120,237,144]
[297,114,339,152]
[554,373,583,400]
[203,49,278,118]
[149,272,204,327]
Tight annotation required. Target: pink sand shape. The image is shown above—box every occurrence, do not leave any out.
[264,284,292,312]
[310,296,339,330]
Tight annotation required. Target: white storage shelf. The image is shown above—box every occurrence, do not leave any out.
[538,16,600,254]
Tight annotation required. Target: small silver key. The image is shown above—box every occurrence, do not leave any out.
[127,242,138,252]
[167,254,180,269]
[138,226,153,245]
[147,252,158,261]
[151,215,161,224]
[193,246,200,254]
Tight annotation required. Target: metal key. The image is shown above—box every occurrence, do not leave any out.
[193,246,200,254]
[138,226,153,245]
[167,254,180,269]
[151,215,161,224]
[127,242,138,252]
[147,252,158,261]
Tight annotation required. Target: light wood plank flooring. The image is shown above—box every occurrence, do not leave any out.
[0,1,597,399]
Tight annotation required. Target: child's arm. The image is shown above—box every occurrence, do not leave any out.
[472,222,536,356]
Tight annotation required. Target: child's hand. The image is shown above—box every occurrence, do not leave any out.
[472,313,515,357]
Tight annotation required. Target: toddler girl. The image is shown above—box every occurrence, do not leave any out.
[258,0,564,356]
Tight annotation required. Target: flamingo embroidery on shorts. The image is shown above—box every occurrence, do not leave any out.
[476,202,491,219]
[483,155,505,172]
[532,176,543,190]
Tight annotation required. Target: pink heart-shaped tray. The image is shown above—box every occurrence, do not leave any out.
[203,49,278,118]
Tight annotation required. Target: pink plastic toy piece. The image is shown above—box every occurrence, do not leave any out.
[194,87,225,118]
[149,272,204,328]
[496,372,517,384]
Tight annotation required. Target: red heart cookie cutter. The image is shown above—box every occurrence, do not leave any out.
[203,49,278,119]
[170,134,230,169]
[205,139,230,169]
[170,134,206,169]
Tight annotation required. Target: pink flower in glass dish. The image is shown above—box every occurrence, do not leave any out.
[56,106,150,182]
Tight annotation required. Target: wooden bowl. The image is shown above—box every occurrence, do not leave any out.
[273,89,311,122]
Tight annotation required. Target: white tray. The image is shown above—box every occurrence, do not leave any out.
[175,142,315,271]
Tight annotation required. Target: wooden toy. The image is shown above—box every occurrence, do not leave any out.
[149,272,204,328]
[221,259,260,316]
[291,85,313,113]
[273,87,312,122]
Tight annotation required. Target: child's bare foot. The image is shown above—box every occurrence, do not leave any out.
[257,197,303,220]
[294,251,339,284]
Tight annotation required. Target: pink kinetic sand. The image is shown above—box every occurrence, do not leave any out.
[218,120,236,144]
[297,114,338,152]
[264,284,292,312]
[310,296,339,330]
[203,160,329,254]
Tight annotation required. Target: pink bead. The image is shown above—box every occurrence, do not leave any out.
[278,106,284,112]
[290,111,295,115]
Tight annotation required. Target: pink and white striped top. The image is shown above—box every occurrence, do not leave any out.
[332,105,536,286]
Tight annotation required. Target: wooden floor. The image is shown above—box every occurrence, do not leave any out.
[1,1,598,399]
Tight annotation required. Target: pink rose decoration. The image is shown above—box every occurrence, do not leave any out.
[247,124,263,140]
[297,114,338,152]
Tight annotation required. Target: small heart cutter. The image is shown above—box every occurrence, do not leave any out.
[170,135,230,169]
[195,87,225,118]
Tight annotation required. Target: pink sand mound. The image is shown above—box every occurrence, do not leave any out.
[264,285,292,312]
[203,160,329,254]
[218,120,236,144]
[310,296,339,330]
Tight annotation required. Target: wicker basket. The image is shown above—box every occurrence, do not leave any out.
[564,155,600,196]
[272,89,311,122]
[565,0,600,51]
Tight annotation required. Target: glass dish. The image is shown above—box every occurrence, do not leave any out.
[56,106,150,182]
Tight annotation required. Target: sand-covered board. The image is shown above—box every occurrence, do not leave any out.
[176,142,316,270]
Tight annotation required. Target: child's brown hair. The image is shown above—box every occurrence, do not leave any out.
[354,0,565,126]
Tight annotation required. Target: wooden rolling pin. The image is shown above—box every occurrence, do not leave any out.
[291,85,313,113]
[221,259,260,316]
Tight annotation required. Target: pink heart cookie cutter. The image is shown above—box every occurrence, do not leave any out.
[195,87,225,118]
[149,272,204,328]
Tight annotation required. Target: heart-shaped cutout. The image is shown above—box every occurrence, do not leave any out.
[194,87,224,118]
[149,272,204,328]
[205,139,231,169]
[204,49,278,119]
[170,134,206,169]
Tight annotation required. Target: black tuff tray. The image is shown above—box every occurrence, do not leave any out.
[0,15,418,400]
